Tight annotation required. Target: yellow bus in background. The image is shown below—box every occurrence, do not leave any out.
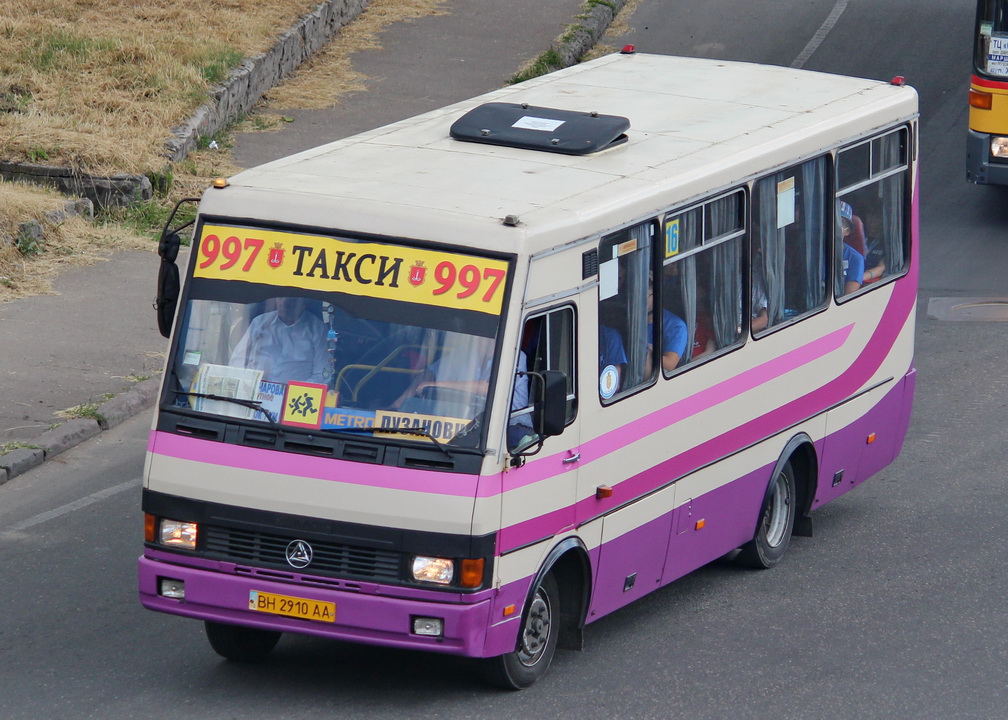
[968,0,1008,184]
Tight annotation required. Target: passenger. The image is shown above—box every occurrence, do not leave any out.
[750,267,770,332]
[645,282,687,375]
[393,334,494,410]
[599,324,627,390]
[838,202,866,295]
[229,296,329,385]
[692,307,717,359]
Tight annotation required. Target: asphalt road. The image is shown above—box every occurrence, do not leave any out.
[2,1,1007,718]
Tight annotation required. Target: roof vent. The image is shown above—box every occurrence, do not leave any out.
[450,102,630,156]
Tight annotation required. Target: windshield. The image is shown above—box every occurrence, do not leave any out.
[975,0,1008,77]
[166,222,510,449]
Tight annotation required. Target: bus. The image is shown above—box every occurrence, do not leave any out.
[968,0,1008,184]
[141,51,918,689]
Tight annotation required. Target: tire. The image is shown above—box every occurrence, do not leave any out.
[483,573,560,690]
[204,621,281,662]
[737,460,796,569]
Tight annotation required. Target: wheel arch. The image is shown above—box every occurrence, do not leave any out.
[526,536,591,652]
[774,433,818,537]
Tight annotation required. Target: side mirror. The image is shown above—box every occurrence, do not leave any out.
[536,370,567,438]
[155,252,180,338]
[153,198,199,338]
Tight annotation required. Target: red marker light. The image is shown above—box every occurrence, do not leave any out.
[621,45,636,55]
[890,76,906,86]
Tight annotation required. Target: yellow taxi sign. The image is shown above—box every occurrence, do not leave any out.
[193,224,509,316]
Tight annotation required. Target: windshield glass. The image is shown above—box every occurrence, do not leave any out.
[976,0,1008,77]
[166,222,510,448]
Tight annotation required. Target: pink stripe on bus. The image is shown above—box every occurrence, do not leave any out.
[499,268,917,552]
[148,431,482,498]
[505,323,855,493]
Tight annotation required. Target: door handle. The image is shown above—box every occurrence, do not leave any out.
[562,453,581,464]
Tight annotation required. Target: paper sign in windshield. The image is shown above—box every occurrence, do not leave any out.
[193,224,509,316]
[988,35,1008,77]
[374,410,472,442]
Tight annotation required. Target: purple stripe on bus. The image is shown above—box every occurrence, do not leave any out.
[499,283,916,553]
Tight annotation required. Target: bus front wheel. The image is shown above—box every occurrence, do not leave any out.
[204,621,281,662]
[737,460,796,569]
[483,573,560,690]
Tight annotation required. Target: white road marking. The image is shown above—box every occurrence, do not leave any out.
[792,0,849,68]
[2,478,141,537]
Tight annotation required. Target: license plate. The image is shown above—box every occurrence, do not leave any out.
[248,590,336,623]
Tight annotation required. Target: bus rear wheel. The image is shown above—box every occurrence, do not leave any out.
[483,573,559,690]
[737,460,796,569]
[204,621,281,662]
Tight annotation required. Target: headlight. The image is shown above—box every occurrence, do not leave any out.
[412,556,454,585]
[991,136,1008,158]
[159,519,198,550]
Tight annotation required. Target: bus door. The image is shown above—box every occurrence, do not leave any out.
[580,221,677,616]
[499,304,581,557]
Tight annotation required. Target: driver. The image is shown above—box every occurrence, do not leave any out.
[229,296,329,385]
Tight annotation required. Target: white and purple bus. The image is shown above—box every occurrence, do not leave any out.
[141,52,918,689]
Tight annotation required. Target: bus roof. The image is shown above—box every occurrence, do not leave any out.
[206,53,918,255]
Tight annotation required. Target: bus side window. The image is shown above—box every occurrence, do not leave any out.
[835,127,910,299]
[752,155,830,331]
[598,220,656,401]
[662,190,745,370]
[509,306,577,451]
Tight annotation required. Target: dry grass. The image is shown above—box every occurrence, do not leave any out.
[0,0,446,302]
[0,0,325,174]
[0,180,149,302]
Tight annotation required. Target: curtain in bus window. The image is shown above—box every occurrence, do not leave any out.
[711,239,742,347]
[663,209,699,371]
[755,177,786,327]
[800,158,828,311]
[707,195,743,349]
[881,132,906,276]
[624,223,653,387]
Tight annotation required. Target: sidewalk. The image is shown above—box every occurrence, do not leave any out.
[0,0,623,485]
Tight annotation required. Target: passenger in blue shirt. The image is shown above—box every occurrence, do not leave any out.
[646,284,688,375]
[839,201,865,296]
[599,324,627,390]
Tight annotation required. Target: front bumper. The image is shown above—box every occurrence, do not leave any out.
[966,129,1008,185]
[138,550,503,657]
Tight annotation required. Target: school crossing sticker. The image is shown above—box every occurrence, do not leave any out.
[193,224,509,315]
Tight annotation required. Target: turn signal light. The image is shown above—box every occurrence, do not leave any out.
[970,88,993,110]
[460,558,485,588]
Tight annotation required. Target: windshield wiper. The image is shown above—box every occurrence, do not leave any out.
[174,391,284,435]
[335,425,453,459]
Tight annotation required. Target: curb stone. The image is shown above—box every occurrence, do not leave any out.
[552,0,629,68]
[0,446,45,485]
[0,377,161,486]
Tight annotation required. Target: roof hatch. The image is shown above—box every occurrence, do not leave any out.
[449,102,630,155]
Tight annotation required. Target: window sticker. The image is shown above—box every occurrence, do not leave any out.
[512,116,566,132]
[665,218,680,258]
[281,382,327,429]
[374,410,473,442]
[182,350,201,366]
[988,35,1008,77]
[254,380,287,423]
[599,365,620,399]
[599,258,619,300]
[777,177,796,229]
[322,407,377,431]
